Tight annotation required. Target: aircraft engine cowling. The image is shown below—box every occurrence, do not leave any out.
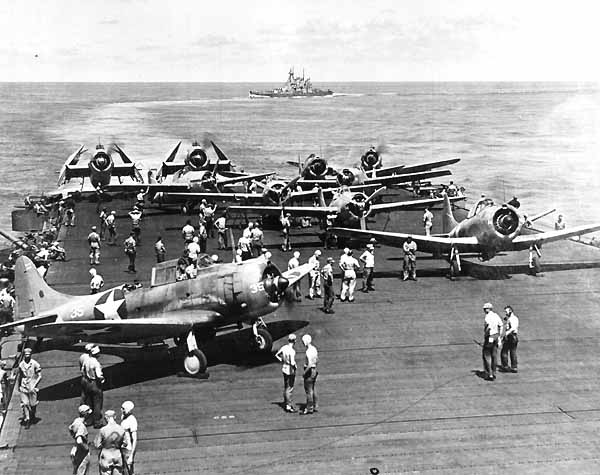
[336,168,357,186]
[186,147,208,170]
[346,192,371,220]
[263,181,289,205]
[90,151,113,173]
[239,264,290,320]
[302,155,329,179]
[492,207,520,236]
[360,150,382,170]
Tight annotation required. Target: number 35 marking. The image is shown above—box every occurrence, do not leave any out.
[250,282,265,293]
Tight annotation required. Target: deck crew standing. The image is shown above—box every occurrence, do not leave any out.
[321,257,335,314]
[123,233,137,273]
[287,251,302,301]
[83,346,106,428]
[154,236,166,263]
[501,305,519,373]
[280,212,292,251]
[215,214,228,249]
[360,244,375,292]
[106,211,117,246]
[339,249,359,302]
[423,208,434,236]
[251,223,264,258]
[87,226,101,265]
[482,303,503,381]
[18,348,42,429]
[120,401,138,475]
[69,404,92,475]
[181,220,195,244]
[99,207,108,240]
[300,334,319,415]
[197,220,208,253]
[203,202,217,238]
[275,334,297,413]
[403,237,418,281]
[89,268,104,294]
[308,250,322,299]
[94,410,125,475]
[128,205,143,245]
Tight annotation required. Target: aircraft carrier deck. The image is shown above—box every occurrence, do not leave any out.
[2,191,600,474]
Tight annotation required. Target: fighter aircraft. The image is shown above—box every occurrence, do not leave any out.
[57,143,143,189]
[228,186,466,230]
[331,193,600,275]
[0,255,313,376]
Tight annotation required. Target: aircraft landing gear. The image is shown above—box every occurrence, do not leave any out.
[251,318,273,352]
[179,330,208,377]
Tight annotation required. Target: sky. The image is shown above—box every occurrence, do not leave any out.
[0,0,599,82]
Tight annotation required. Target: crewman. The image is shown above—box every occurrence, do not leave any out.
[555,214,566,230]
[359,243,375,292]
[17,348,42,429]
[120,401,138,475]
[105,211,117,246]
[0,287,15,324]
[0,360,8,412]
[242,221,254,240]
[300,334,319,415]
[135,188,148,209]
[154,236,166,263]
[448,246,461,281]
[83,346,105,428]
[197,219,208,253]
[507,196,521,208]
[238,234,252,261]
[214,214,228,250]
[528,244,542,276]
[280,212,292,251]
[87,226,101,265]
[69,404,92,475]
[185,260,198,279]
[275,334,297,413]
[287,251,302,301]
[89,268,104,295]
[123,232,137,273]
[423,207,434,236]
[446,180,458,197]
[234,248,243,264]
[339,249,359,302]
[482,302,503,381]
[94,410,125,475]
[250,223,264,257]
[181,220,195,243]
[321,257,335,314]
[79,343,94,416]
[307,250,322,299]
[128,205,143,245]
[203,202,217,238]
[403,236,417,281]
[99,207,108,240]
[500,305,519,373]
[65,199,75,227]
[187,236,201,266]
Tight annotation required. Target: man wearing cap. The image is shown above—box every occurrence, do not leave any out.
[128,205,143,245]
[95,409,125,475]
[500,305,519,373]
[187,236,201,266]
[339,249,360,302]
[403,236,418,281]
[275,334,297,413]
[250,223,264,258]
[300,335,319,415]
[17,348,42,428]
[423,207,434,236]
[360,244,375,292]
[99,207,108,240]
[89,268,104,295]
[69,404,92,475]
[203,202,217,238]
[287,251,302,301]
[123,232,137,274]
[83,346,106,428]
[181,220,195,244]
[482,303,503,381]
[214,214,228,250]
[307,250,322,299]
[120,401,138,475]
[280,211,292,251]
[87,226,101,265]
[154,236,166,263]
[321,257,335,314]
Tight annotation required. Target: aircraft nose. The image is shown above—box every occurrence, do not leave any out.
[275,276,289,294]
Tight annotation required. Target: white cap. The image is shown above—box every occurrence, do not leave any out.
[78,404,92,415]
[265,251,272,260]
[236,249,242,255]
[193,236,199,243]
[302,334,312,346]
[343,248,350,255]
[84,343,94,352]
[121,400,134,413]
[89,268,96,276]
[91,346,100,355]
[293,251,300,258]
[288,333,297,342]
[314,250,321,256]
[483,302,493,310]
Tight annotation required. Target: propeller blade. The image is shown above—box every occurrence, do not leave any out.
[360,216,367,230]
[366,187,386,204]
[165,141,181,163]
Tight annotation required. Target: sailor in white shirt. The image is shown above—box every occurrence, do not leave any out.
[482,302,503,381]
[275,334,297,412]
[300,334,319,415]
[359,244,375,292]
[307,250,322,299]
[423,208,434,236]
[500,305,519,372]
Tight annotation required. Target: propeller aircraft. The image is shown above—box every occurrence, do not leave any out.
[0,255,313,376]
[331,193,600,277]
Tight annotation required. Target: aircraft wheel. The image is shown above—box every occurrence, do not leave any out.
[253,328,273,352]
[183,349,207,376]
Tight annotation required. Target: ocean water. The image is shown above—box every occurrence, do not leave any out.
[0,81,598,238]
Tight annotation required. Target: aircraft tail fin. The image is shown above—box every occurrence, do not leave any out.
[442,193,459,234]
[14,256,72,321]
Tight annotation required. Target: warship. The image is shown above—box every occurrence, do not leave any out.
[249,68,333,98]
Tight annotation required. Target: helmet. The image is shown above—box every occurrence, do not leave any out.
[91,226,97,231]
[121,400,135,414]
[193,236,199,243]
[343,247,350,255]
[78,405,92,416]
[293,251,300,258]
[366,244,374,250]
[89,268,96,276]
[302,334,312,346]
[314,250,321,256]
[288,334,297,342]
[483,302,493,310]
[84,343,94,352]
[104,409,116,418]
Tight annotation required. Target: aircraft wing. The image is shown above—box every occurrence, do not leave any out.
[364,169,452,186]
[105,183,190,192]
[227,205,338,217]
[163,191,264,202]
[281,263,314,286]
[369,158,461,178]
[330,228,480,255]
[369,195,466,214]
[511,223,600,250]
[218,172,275,186]
[19,310,223,344]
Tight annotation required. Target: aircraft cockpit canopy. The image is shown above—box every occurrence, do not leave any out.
[468,196,495,218]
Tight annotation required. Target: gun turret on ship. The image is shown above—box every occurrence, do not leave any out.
[249,68,333,98]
